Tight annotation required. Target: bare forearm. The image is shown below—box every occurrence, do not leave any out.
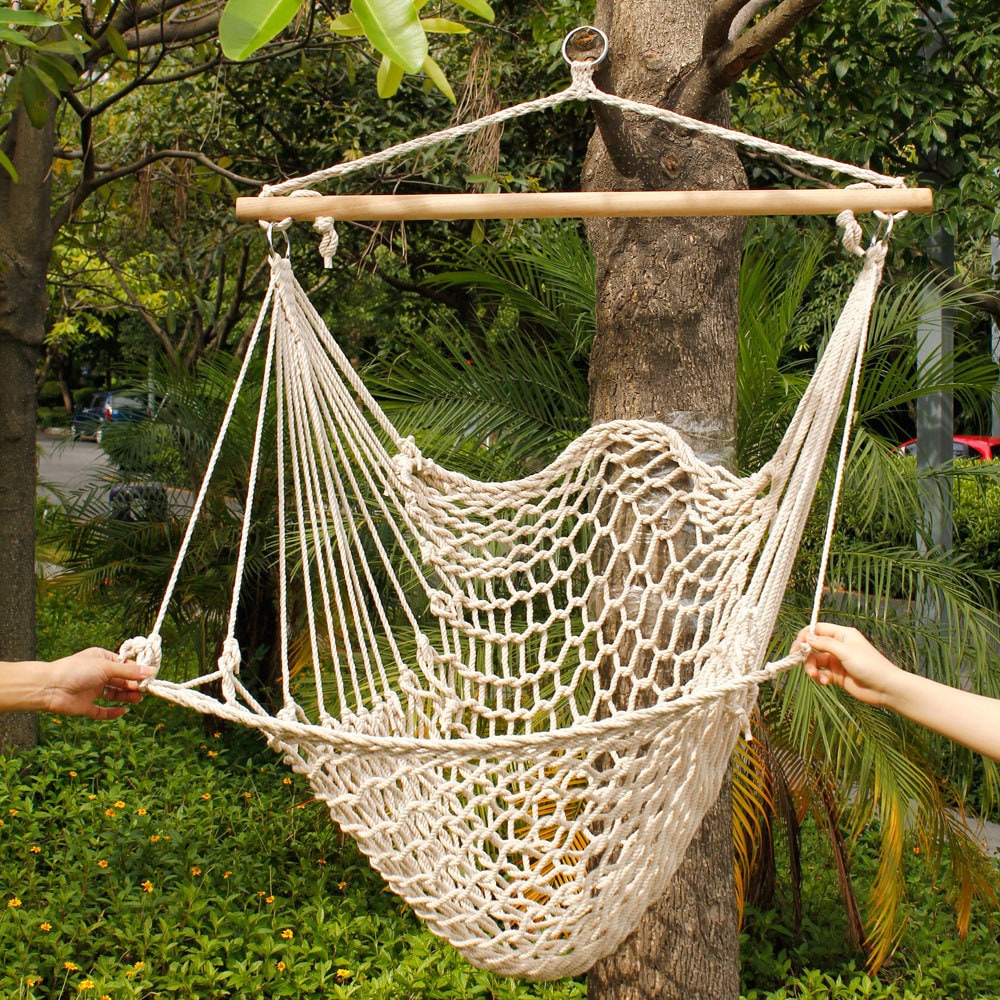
[0,661,54,713]
[882,670,1000,761]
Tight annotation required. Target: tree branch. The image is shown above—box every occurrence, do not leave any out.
[707,0,826,89]
[703,0,757,53]
[52,149,263,230]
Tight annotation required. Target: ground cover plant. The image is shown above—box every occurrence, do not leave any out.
[5,585,997,999]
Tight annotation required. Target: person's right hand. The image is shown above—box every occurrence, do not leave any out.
[796,622,902,707]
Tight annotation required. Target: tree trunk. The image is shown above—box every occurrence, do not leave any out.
[584,2,745,996]
[0,103,58,749]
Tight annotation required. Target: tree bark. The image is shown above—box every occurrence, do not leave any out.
[583,1,746,996]
[0,102,58,749]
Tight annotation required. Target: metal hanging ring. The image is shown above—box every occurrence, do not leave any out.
[561,26,609,67]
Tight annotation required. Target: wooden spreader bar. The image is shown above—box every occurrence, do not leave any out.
[237,187,933,224]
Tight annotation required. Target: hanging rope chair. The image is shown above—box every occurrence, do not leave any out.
[120,29,926,980]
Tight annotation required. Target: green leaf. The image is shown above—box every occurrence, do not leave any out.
[376,55,404,98]
[0,148,18,183]
[18,66,50,128]
[219,0,303,60]
[351,0,427,75]
[26,60,61,97]
[328,12,365,35]
[0,25,37,47]
[419,17,469,34]
[35,53,80,90]
[104,25,129,61]
[422,54,455,102]
[0,9,58,27]
[449,0,494,23]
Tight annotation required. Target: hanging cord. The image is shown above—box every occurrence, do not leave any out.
[119,267,280,677]
[806,208,905,632]
[247,26,907,266]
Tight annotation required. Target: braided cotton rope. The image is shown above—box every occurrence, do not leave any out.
[125,36,906,979]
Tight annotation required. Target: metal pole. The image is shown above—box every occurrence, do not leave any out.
[916,227,954,552]
[991,234,1000,436]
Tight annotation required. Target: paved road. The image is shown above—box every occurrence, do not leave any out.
[37,430,111,500]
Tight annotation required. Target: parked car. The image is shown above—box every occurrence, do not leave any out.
[71,392,152,442]
[898,435,1000,461]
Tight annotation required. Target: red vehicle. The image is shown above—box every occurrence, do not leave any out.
[898,435,1000,461]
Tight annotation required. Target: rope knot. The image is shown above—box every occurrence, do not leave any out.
[118,634,162,685]
[313,216,339,268]
[391,436,428,484]
[836,209,866,257]
[219,637,242,675]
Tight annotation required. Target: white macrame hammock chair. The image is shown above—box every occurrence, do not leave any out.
[120,40,913,980]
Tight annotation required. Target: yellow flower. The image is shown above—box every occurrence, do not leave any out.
[282,777,292,785]
[133,961,145,970]
[0,819,4,827]
[140,880,153,893]
[337,969,352,980]
[337,880,347,890]
[29,845,41,854]
[243,792,252,799]
[213,731,222,739]
[137,808,147,816]
[277,961,286,972]
[190,866,202,876]
[317,859,327,866]
[207,750,218,758]
[223,871,232,879]
[64,961,79,971]
[87,794,96,801]
[97,860,109,869]
[114,800,126,809]
[7,897,21,908]
[102,995,112,1000]
[265,895,275,904]
[9,808,17,816]
[26,975,42,987]
[78,980,95,991]
[281,929,294,940]
[40,922,52,931]
[149,835,160,843]
[105,808,116,818]
[201,793,211,801]
[68,771,77,777]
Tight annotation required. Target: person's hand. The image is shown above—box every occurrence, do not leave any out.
[43,648,153,720]
[796,622,902,707]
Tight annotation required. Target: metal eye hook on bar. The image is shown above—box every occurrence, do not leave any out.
[561,25,609,67]
[872,208,906,245]
[263,219,292,258]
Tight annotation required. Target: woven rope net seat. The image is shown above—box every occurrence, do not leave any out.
[119,40,904,980]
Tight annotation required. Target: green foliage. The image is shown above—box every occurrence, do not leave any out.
[739,823,1000,999]
[218,0,493,101]
[21,585,999,1000]
[218,0,306,61]
[735,0,1000,244]
[953,462,1000,574]
[0,707,586,998]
